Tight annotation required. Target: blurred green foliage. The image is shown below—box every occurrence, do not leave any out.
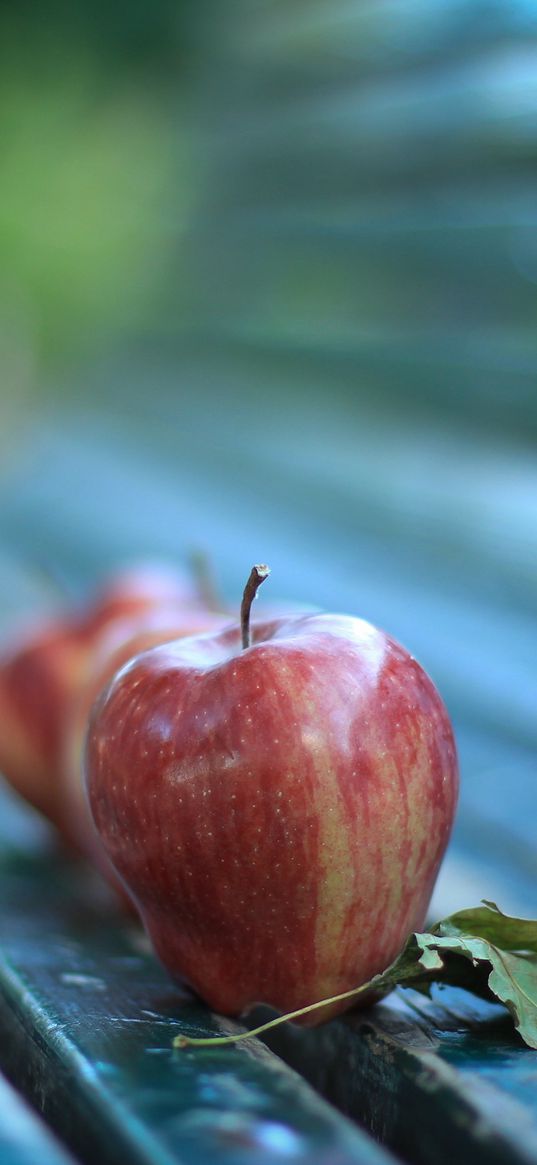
[1,0,537,447]
[0,2,192,370]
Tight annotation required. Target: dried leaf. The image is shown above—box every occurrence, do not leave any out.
[374,902,537,1049]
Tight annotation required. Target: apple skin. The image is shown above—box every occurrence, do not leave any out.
[61,607,231,859]
[86,612,458,1023]
[0,562,211,831]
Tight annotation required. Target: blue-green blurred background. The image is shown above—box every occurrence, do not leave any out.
[0,1,536,912]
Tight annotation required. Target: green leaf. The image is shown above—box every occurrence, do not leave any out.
[374,901,537,1049]
[434,900,537,951]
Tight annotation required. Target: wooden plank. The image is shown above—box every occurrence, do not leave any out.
[0,1072,75,1165]
[0,786,395,1165]
[253,988,537,1165]
[212,0,537,81]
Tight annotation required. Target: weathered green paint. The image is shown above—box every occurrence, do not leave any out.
[254,987,537,1165]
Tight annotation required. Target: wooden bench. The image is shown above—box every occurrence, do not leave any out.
[0,1072,74,1165]
[1,741,536,1165]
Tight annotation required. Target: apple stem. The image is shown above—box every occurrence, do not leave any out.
[173,976,378,1050]
[241,564,270,650]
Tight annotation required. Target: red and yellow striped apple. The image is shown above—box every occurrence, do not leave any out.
[0,562,213,833]
[61,605,231,860]
[86,567,458,1022]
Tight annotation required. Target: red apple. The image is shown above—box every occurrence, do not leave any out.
[0,561,212,831]
[61,606,232,860]
[88,561,211,624]
[86,566,458,1023]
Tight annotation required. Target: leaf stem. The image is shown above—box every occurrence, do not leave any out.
[240,565,270,650]
[173,977,378,1049]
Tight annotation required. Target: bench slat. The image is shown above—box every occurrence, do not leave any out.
[0,1073,75,1165]
[255,988,537,1165]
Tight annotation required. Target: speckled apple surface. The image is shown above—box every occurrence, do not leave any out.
[87,613,458,1021]
[0,563,214,838]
